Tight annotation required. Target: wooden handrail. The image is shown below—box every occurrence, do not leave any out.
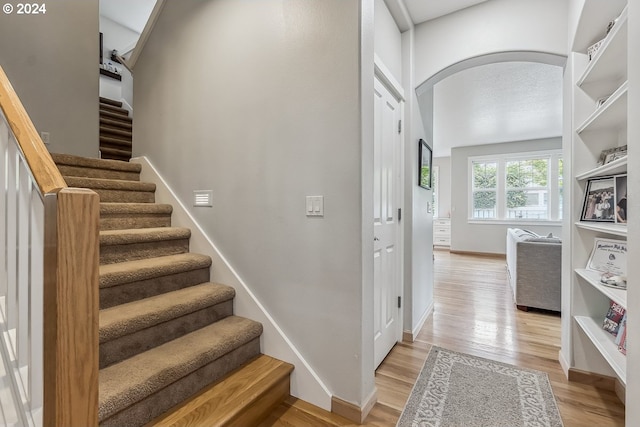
[0,65,66,195]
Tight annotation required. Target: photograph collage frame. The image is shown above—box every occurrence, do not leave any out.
[580,174,627,224]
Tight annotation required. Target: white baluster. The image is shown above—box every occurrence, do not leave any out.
[29,185,44,412]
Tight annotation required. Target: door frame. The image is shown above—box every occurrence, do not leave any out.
[373,55,405,357]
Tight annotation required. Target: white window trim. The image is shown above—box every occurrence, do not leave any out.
[468,150,562,223]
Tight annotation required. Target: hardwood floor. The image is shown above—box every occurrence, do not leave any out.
[263,250,625,426]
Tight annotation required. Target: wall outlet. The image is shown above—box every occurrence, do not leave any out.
[40,131,50,145]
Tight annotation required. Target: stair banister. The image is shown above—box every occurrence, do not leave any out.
[0,65,99,427]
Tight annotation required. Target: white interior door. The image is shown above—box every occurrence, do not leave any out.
[373,77,402,368]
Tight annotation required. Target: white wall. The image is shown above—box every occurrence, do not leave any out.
[133,0,374,408]
[625,0,639,423]
[413,0,568,87]
[0,0,99,157]
[450,138,563,254]
[433,156,451,218]
[374,0,402,82]
[401,28,433,339]
[100,16,139,64]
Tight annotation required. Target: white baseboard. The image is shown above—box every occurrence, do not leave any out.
[558,349,570,377]
[132,156,332,410]
[403,302,433,342]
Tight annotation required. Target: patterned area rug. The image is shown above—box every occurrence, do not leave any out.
[397,346,563,427]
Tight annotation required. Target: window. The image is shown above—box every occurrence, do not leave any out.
[470,151,562,221]
[471,161,497,219]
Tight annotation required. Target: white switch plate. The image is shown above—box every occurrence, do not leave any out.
[306,196,324,217]
[40,131,50,145]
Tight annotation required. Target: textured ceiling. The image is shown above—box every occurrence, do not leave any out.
[432,62,563,157]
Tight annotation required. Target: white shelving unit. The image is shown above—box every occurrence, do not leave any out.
[564,0,631,407]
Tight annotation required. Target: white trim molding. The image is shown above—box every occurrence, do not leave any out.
[374,54,405,102]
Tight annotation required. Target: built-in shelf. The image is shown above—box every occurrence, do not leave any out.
[572,0,627,52]
[574,316,626,384]
[575,268,627,308]
[577,7,628,100]
[575,156,627,181]
[575,222,627,237]
[576,81,627,134]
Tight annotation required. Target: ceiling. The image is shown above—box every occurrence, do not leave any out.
[403,0,488,24]
[432,61,563,158]
[100,0,156,34]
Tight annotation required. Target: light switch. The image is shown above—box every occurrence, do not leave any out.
[306,196,324,217]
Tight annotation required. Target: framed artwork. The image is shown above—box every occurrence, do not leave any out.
[418,139,432,190]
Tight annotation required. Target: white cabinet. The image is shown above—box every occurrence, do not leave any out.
[564,0,634,412]
[433,218,450,247]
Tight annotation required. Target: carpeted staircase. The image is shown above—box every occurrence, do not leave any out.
[51,153,293,426]
[99,97,133,161]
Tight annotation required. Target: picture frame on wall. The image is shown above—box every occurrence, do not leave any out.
[418,139,432,190]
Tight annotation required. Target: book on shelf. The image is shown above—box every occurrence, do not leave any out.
[603,300,625,337]
[615,313,626,346]
[617,320,627,355]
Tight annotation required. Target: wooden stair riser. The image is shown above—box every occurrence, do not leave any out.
[100,338,261,427]
[100,237,190,265]
[100,301,234,369]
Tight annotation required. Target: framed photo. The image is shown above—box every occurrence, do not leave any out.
[581,177,616,222]
[418,139,432,190]
[615,174,627,224]
[597,145,627,166]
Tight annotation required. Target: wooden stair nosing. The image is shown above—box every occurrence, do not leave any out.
[100,97,123,108]
[145,354,294,427]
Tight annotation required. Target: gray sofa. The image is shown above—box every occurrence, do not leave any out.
[506,228,562,312]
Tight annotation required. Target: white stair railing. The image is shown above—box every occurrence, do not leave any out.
[0,65,100,427]
[0,112,44,426]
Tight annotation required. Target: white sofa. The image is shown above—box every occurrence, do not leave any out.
[506,228,562,312]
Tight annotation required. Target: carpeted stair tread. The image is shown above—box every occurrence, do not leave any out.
[100,109,133,123]
[147,355,294,427]
[99,316,263,421]
[100,147,133,159]
[64,176,154,192]
[101,203,172,215]
[100,125,132,139]
[100,103,130,116]
[51,152,141,173]
[100,227,190,246]
[99,253,212,289]
[100,97,123,107]
[100,135,133,149]
[101,117,132,131]
[100,282,235,343]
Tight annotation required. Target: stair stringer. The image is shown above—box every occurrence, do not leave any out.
[131,156,333,411]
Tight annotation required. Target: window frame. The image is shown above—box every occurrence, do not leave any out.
[468,150,563,224]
